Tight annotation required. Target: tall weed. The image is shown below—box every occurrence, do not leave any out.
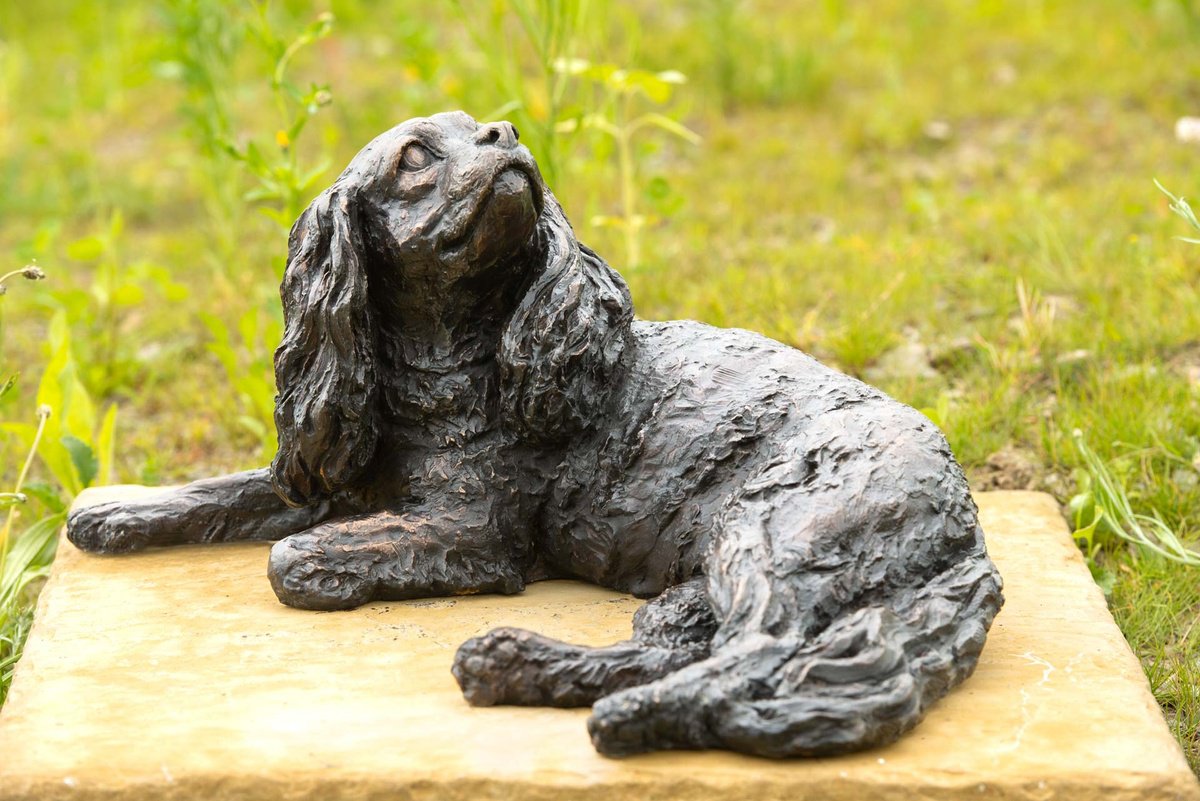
[0,274,115,705]
[560,61,700,272]
[1069,432,1200,572]
[452,0,594,188]
[200,306,281,464]
[155,0,244,263]
[59,211,189,398]
[226,5,336,233]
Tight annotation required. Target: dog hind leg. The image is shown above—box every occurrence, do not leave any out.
[452,577,716,707]
[588,555,1001,757]
[587,414,1003,758]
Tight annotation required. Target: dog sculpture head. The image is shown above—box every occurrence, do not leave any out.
[270,111,634,505]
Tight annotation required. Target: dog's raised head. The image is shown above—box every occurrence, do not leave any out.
[270,112,633,506]
[347,111,545,276]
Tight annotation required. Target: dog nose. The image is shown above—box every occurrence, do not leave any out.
[475,121,519,149]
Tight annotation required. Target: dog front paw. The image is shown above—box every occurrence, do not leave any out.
[66,504,154,554]
[268,535,375,611]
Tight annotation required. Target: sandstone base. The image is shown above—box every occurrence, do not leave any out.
[0,490,1196,800]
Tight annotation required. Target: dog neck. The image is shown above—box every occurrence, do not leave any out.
[371,251,531,443]
[376,256,525,366]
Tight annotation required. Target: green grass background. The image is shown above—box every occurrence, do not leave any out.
[3,0,1200,771]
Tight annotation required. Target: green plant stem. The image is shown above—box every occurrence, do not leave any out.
[617,127,638,269]
[103,260,118,393]
[0,406,51,573]
[615,89,640,270]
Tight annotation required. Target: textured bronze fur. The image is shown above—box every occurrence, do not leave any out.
[67,111,1003,758]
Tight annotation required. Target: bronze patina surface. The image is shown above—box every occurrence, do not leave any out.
[66,111,1003,758]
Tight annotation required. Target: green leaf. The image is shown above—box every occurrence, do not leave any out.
[580,62,618,85]
[645,176,672,200]
[551,57,590,75]
[34,318,76,496]
[1074,432,1200,565]
[65,236,105,262]
[237,308,260,347]
[95,404,117,487]
[108,209,124,240]
[199,312,238,376]
[21,482,65,514]
[35,437,78,498]
[39,311,96,442]
[237,415,267,439]
[152,60,185,80]
[219,139,246,162]
[112,284,145,306]
[297,159,332,192]
[638,113,702,145]
[164,282,190,303]
[1156,179,1200,238]
[1088,563,1116,596]
[1,515,64,606]
[625,69,674,103]
[482,99,524,122]
[302,11,335,41]
[260,208,294,228]
[243,140,270,174]
[244,186,283,203]
[1072,506,1103,554]
[61,435,98,489]
[580,113,619,137]
[0,422,35,444]
[1067,489,1094,530]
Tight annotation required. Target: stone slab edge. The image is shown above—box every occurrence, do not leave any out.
[0,490,1197,801]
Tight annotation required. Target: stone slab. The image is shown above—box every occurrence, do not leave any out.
[0,490,1196,801]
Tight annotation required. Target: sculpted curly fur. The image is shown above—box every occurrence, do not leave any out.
[68,111,1003,758]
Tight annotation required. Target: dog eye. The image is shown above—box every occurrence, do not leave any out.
[399,144,433,172]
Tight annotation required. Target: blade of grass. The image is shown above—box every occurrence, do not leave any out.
[1074,430,1200,566]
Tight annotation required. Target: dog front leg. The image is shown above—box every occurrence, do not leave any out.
[267,504,524,611]
[66,468,336,554]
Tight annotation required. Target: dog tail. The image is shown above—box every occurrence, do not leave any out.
[587,552,1002,758]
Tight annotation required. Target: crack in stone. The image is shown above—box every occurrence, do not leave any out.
[998,650,1087,756]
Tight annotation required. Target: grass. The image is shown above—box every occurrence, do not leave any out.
[2,0,1200,770]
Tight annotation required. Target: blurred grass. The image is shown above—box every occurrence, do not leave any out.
[3,0,1200,770]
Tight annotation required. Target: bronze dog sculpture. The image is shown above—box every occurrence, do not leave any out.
[68,111,1003,758]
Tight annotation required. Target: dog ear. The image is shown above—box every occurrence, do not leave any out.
[499,196,634,442]
[271,187,379,506]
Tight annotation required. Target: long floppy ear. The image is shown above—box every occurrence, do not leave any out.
[499,196,634,441]
[270,187,379,506]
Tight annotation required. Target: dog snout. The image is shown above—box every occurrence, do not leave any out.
[475,121,519,149]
